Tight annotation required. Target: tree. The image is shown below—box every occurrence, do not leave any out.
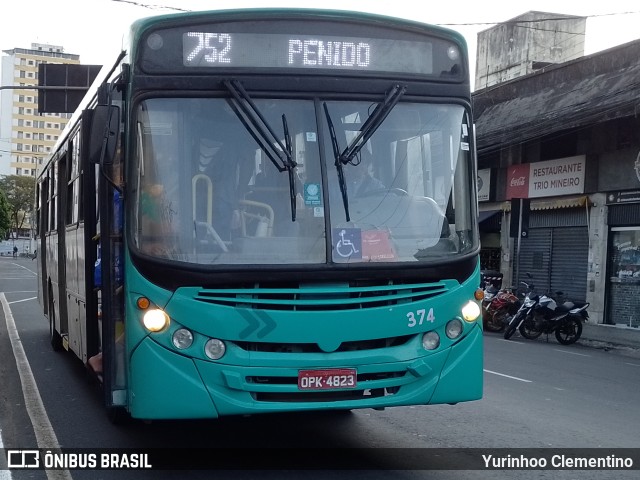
[0,189,11,240]
[0,175,36,240]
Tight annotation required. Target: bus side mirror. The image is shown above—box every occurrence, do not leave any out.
[89,105,120,165]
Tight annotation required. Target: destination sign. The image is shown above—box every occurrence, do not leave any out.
[182,32,434,74]
[138,18,464,78]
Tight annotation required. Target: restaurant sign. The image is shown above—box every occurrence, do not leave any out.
[506,155,585,199]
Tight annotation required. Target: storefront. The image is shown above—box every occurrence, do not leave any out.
[506,155,590,301]
[515,206,589,302]
[477,168,500,272]
[479,210,502,272]
[606,198,640,327]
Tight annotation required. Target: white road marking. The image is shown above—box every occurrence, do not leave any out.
[1,293,72,480]
[0,427,13,479]
[483,369,532,383]
[7,296,37,305]
[10,263,37,275]
[553,349,590,357]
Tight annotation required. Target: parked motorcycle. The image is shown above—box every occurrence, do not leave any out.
[503,279,590,345]
[519,293,589,345]
[482,284,519,332]
[503,280,537,340]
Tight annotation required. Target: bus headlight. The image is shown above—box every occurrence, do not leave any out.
[422,331,440,351]
[461,301,481,322]
[446,318,464,339]
[172,328,194,349]
[142,308,170,332]
[204,338,226,360]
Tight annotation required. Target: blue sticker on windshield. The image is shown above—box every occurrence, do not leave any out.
[304,183,322,205]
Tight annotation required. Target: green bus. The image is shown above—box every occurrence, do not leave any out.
[35,8,483,420]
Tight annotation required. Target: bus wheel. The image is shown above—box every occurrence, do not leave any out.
[48,293,63,352]
[107,406,130,425]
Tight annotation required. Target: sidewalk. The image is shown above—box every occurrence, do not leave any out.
[579,322,640,358]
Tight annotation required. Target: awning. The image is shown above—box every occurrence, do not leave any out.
[530,195,591,211]
[494,196,591,212]
[478,210,501,222]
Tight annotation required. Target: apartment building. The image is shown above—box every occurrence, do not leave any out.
[0,43,79,177]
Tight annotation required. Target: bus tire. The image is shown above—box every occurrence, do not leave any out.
[107,406,130,425]
[48,291,63,352]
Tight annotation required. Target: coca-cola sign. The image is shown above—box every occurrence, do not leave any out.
[511,176,526,187]
[506,164,529,199]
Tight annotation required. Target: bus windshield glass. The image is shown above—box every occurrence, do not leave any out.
[131,96,477,265]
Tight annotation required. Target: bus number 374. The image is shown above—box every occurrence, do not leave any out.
[407,308,436,328]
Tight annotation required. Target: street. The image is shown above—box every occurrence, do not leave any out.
[1,256,639,480]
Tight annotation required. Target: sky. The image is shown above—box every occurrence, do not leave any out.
[1,0,640,84]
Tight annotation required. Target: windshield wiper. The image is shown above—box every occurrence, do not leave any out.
[223,79,297,221]
[323,102,351,221]
[323,84,407,222]
[341,84,406,165]
[282,113,297,221]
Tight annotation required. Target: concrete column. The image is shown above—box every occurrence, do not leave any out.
[585,193,608,324]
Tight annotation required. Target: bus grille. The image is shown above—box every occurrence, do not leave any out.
[194,280,450,311]
[235,334,413,353]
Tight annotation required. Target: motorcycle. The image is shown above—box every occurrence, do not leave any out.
[503,279,590,345]
[482,284,519,332]
[518,292,589,345]
[503,280,538,340]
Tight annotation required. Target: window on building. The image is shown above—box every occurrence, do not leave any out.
[610,227,640,280]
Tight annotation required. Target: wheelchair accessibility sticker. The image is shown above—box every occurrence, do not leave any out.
[333,228,397,262]
[333,228,362,260]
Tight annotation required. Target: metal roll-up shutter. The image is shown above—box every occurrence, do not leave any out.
[514,208,588,301]
[550,227,589,301]
[514,229,552,293]
[609,203,640,227]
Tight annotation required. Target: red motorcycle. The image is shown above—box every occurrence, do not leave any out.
[482,285,520,332]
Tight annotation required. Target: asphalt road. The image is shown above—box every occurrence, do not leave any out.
[1,256,639,480]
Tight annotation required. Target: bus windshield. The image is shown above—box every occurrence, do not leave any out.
[132,95,477,266]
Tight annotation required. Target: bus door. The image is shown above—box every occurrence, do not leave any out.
[90,98,126,413]
[55,154,69,342]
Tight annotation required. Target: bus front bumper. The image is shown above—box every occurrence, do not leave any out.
[128,325,482,419]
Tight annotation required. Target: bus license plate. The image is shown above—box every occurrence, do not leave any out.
[298,368,357,390]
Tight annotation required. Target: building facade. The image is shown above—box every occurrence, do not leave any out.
[474,39,640,329]
[475,11,586,90]
[0,43,78,177]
